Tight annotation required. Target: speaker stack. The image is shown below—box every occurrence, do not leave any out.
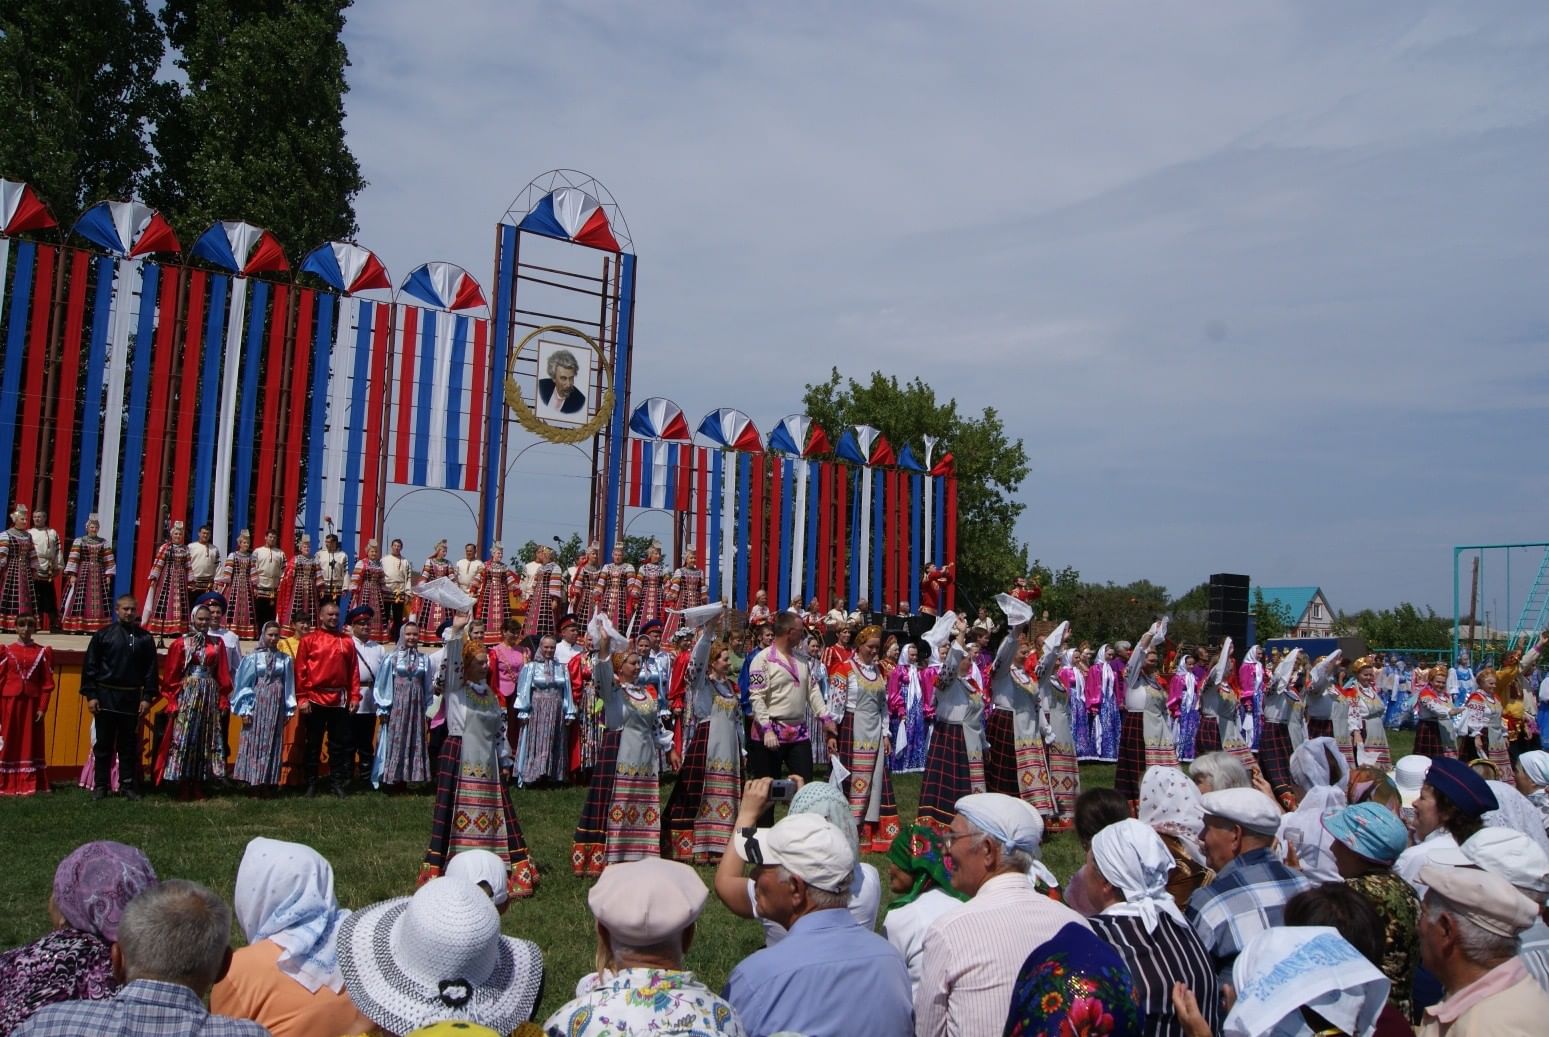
[1208,573,1251,649]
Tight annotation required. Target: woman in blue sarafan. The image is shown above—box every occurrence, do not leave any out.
[371,619,436,788]
[512,633,577,786]
[887,643,931,773]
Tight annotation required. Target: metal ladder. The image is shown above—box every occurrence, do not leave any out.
[1509,546,1549,651]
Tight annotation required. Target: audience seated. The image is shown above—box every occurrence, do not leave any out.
[1435,826,1549,993]
[445,850,512,915]
[1002,921,1141,1037]
[1283,884,1415,1035]
[1137,766,1213,911]
[1324,801,1420,1018]
[881,825,967,994]
[1215,926,1389,1037]
[1188,751,1250,794]
[1395,757,1497,898]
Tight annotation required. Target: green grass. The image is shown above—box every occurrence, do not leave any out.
[0,736,1412,1019]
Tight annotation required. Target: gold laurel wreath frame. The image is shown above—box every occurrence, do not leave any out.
[504,324,615,444]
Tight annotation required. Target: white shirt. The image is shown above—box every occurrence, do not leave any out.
[353,637,386,714]
[28,527,60,577]
[189,541,221,582]
[251,546,286,593]
[316,549,349,591]
[454,558,484,590]
[884,887,965,995]
[209,626,243,681]
[749,862,882,946]
[555,639,581,667]
[1395,828,1459,898]
[382,554,413,593]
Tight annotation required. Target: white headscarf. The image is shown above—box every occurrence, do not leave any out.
[1226,927,1389,1037]
[234,837,350,993]
[1138,765,1206,866]
[1090,819,1184,932]
[1485,779,1549,859]
[1282,737,1348,883]
[955,792,1061,890]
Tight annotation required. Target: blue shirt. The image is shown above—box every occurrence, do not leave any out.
[1187,847,1312,983]
[723,908,912,1037]
[16,979,270,1037]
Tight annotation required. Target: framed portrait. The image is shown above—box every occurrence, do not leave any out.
[534,339,595,427]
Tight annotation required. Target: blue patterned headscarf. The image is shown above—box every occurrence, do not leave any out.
[1003,923,1141,1037]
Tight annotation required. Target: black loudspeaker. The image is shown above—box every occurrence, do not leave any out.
[1208,611,1249,649]
[1208,573,1251,648]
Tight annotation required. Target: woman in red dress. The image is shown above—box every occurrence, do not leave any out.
[62,515,115,633]
[472,544,520,644]
[214,529,261,639]
[141,521,191,637]
[349,540,389,642]
[0,612,53,795]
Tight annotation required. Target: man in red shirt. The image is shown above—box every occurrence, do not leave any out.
[294,599,359,797]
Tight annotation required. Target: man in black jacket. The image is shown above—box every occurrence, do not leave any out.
[81,594,160,799]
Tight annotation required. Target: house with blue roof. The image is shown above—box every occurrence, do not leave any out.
[1252,586,1336,639]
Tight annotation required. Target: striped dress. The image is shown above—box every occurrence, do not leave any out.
[1089,912,1221,1037]
[230,649,295,787]
[599,658,670,865]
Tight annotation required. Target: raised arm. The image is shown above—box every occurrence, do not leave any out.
[1125,628,1153,689]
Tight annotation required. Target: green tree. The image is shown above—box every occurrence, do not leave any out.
[1335,603,1451,650]
[0,0,169,221]
[803,369,1029,609]
[149,0,365,257]
[1252,588,1295,641]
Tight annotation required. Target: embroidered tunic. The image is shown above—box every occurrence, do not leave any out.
[62,535,115,633]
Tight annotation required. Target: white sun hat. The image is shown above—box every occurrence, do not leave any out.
[337,877,542,1035]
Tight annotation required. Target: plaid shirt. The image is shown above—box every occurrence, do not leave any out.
[15,979,270,1037]
[1186,847,1312,983]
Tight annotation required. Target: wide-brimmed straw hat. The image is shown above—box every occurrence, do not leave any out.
[338,878,542,1035]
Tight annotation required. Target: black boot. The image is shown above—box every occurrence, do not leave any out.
[304,780,319,798]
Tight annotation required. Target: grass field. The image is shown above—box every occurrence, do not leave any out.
[0,735,1410,1020]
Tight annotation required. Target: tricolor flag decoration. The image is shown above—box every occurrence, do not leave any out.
[696,408,763,452]
[628,397,692,441]
[191,220,290,275]
[625,440,704,512]
[0,179,56,235]
[390,262,490,493]
[71,200,180,258]
[518,187,622,252]
[767,414,831,458]
[301,241,392,294]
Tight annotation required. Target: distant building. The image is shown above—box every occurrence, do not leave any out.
[1253,586,1336,639]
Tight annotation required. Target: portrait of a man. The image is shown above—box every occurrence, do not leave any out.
[537,345,589,423]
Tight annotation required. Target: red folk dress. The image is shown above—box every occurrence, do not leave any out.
[62,535,116,633]
[215,551,261,639]
[142,541,191,636]
[0,640,53,794]
[473,562,520,644]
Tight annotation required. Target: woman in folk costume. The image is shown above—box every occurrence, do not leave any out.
[1064,646,1094,759]
[836,623,903,852]
[470,543,519,645]
[488,619,527,710]
[0,505,39,632]
[1256,648,1307,808]
[1458,666,1513,779]
[61,515,115,633]
[661,605,744,861]
[522,545,565,640]
[413,540,453,644]
[0,613,52,795]
[802,632,834,768]
[1237,644,1266,750]
[140,520,191,637]
[277,534,321,638]
[1168,648,1201,763]
[157,603,233,799]
[1412,664,1458,758]
[513,632,576,787]
[660,549,706,640]
[916,623,989,831]
[371,620,436,788]
[1192,641,1227,756]
[592,542,633,627]
[346,540,389,643]
[1115,620,1178,803]
[630,542,669,634]
[1333,655,1392,773]
[230,622,296,793]
[1084,644,1123,762]
[213,529,261,640]
[571,612,672,875]
[1202,638,1256,770]
[420,615,537,897]
[985,595,1057,818]
[886,642,932,774]
[567,543,601,621]
[1037,620,1080,831]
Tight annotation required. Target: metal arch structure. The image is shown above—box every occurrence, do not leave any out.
[482,169,637,557]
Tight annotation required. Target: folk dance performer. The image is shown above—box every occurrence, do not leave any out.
[571,612,672,876]
[1256,649,1306,808]
[835,622,901,850]
[1460,667,1513,779]
[343,606,385,788]
[230,622,296,794]
[421,615,538,897]
[661,549,706,640]
[1414,665,1458,758]
[1083,643,1124,762]
[1114,620,1178,803]
[630,542,668,634]
[660,604,737,860]
[985,594,1056,819]
[277,534,321,636]
[28,509,62,631]
[371,619,436,788]
[347,540,389,642]
[1203,639,1257,770]
[887,643,932,774]
[1169,648,1201,763]
[512,631,576,787]
[316,532,349,607]
[251,530,286,631]
[523,545,565,640]
[156,602,233,800]
[0,612,53,795]
[1238,644,1267,750]
[471,544,519,644]
[1037,620,1080,831]
[0,505,40,631]
[566,544,600,621]
[1064,647,1093,759]
[916,626,988,832]
[592,543,633,626]
[140,521,191,636]
[380,537,414,636]
[1304,652,1339,741]
[919,561,953,616]
[61,514,115,633]
[413,540,454,643]
[1336,656,1392,772]
[186,525,220,608]
[213,529,260,639]
[294,600,359,798]
[453,542,484,593]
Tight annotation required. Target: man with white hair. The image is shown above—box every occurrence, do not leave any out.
[1439,826,1549,993]
[16,880,267,1036]
[915,792,1088,1036]
[1417,863,1549,1033]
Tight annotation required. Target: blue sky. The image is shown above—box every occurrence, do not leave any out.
[339,2,1549,616]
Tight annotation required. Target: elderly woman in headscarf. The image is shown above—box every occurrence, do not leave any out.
[882,825,969,993]
[1085,819,1220,1037]
[1003,922,1143,1037]
[211,838,369,1037]
[1136,766,1212,910]
[1515,749,1549,837]
[0,841,157,1034]
[713,776,882,945]
[371,619,436,788]
[1275,736,1350,884]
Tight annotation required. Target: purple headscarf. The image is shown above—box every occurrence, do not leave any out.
[52,841,157,942]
